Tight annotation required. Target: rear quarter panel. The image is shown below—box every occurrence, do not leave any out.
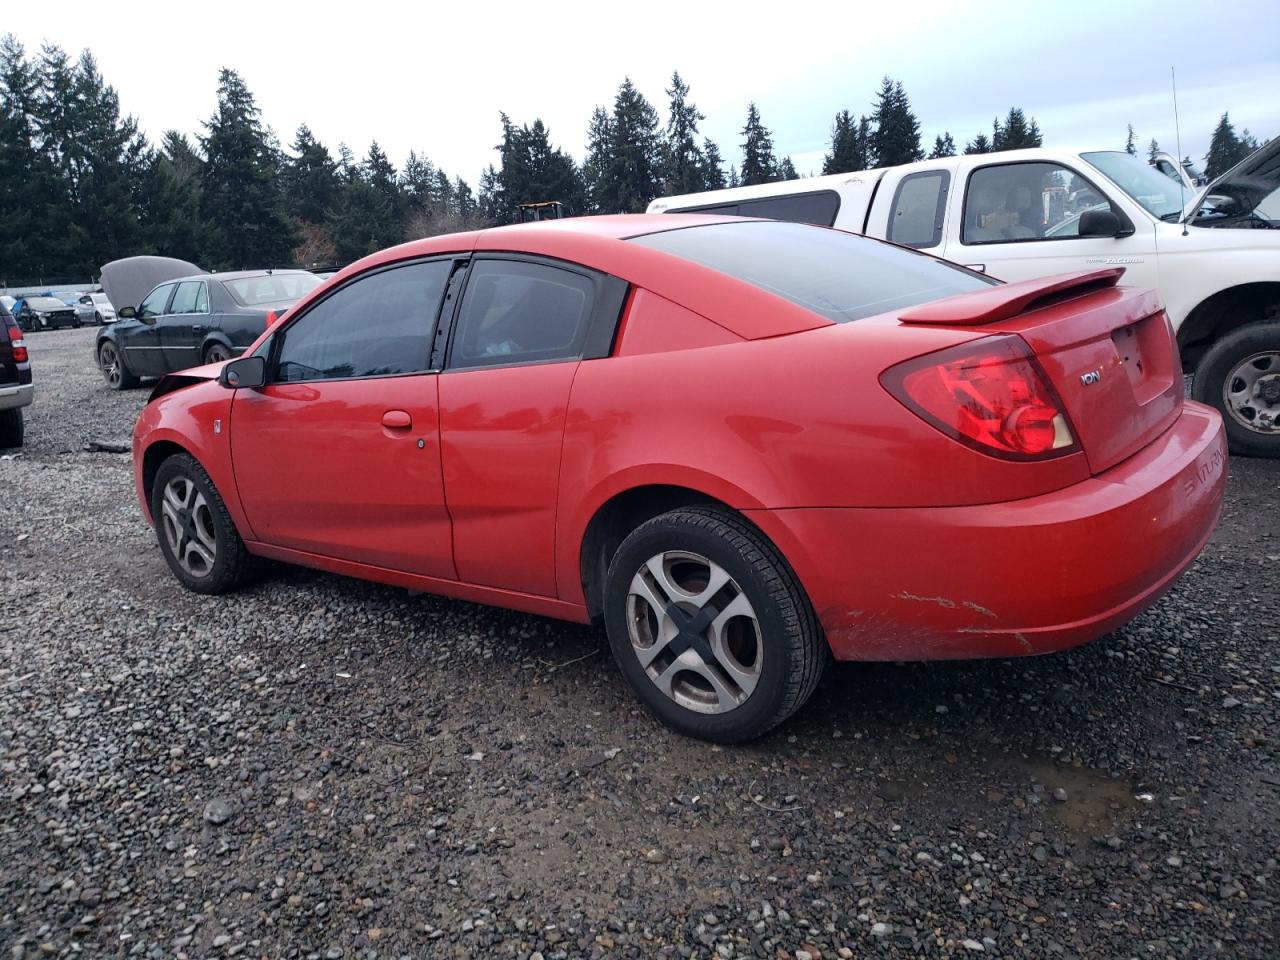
[553,312,1094,606]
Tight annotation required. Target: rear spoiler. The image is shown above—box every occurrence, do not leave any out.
[898,268,1125,326]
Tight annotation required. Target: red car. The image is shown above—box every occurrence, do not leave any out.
[132,215,1226,742]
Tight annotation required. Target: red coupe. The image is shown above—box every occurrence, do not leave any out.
[132,215,1226,741]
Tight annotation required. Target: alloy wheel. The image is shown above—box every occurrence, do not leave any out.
[625,550,762,715]
[206,344,230,364]
[160,477,217,579]
[99,344,122,387]
[1222,350,1280,435]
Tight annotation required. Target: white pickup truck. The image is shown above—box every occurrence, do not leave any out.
[649,142,1280,456]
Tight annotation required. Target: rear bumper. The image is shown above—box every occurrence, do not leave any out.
[747,402,1227,661]
[0,382,33,411]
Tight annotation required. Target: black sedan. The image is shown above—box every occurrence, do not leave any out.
[15,296,80,332]
[95,269,320,389]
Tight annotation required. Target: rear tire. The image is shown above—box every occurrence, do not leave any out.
[1192,320,1280,457]
[98,341,139,390]
[203,342,231,365]
[603,506,826,743]
[152,453,254,594]
[0,408,23,449]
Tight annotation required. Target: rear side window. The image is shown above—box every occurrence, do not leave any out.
[888,171,949,248]
[629,220,993,324]
[169,281,207,315]
[448,260,595,370]
[274,260,451,382]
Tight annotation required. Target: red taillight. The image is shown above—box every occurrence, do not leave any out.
[882,335,1077,460]
[265,310,280,327]
[7,327,27,363]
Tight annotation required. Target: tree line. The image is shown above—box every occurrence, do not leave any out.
[0,33,1268,284]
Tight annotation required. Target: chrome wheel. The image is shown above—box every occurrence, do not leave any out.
[159,477,217,579]
[1222,350,1280,435]
[99,343,122,387]
[205,344,230,364]
[625,550,762,715]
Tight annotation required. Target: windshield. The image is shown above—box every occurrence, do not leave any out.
[1083,150,1189,221]
[224,272,322,307]
[29,297,68,311]
[629,220,994,324]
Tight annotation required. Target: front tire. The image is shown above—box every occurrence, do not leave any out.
[603,507,826,743]
[1192,320,1280,457]
[98,341,139,390]
[151,453,254,594]
[0,408,23,449]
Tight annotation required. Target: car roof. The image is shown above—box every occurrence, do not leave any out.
[157,270,313,286]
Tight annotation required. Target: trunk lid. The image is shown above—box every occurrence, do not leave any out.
[902,270,1182,475]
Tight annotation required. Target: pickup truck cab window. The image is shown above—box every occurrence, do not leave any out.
[888,171,949,248]
[962,161,1117,244]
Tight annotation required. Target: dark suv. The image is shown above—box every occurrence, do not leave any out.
[0,301,33,447]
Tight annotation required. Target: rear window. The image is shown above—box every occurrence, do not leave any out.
[629,220,993,323]
[224,272,322,306]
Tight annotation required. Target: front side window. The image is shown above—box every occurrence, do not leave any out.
[449,260,595,369]
[888,171,949,248]
[139,284,175,319]
[963,162,1117,243]
[629,220,992,324]
[274,260,451,382]
[169,281,207,315]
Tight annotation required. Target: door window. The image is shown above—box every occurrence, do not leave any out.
[169,281,207,315]
[963,162,1115,244]
[888,171,949,248]
[274,260,452,382]
[139,284,176,319]
[448,260,595,370]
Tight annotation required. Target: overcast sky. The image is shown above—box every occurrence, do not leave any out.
[7,0,1279,183]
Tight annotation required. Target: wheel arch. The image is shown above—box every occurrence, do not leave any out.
[200,332,235,363]
[577,484,780,620]
[1177,282,1280,369]
[140,439,193,518]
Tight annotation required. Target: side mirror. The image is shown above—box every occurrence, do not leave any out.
[219,355,266,389]
[118,306,137,319]
[1079,209,1127,238]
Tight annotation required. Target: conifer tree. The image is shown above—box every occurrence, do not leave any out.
[740,102,777,186]
[701,138,726,190]
[928,132,956,159]
[660,71,705,196]
[869,78,922,167]
[199,68,295,268]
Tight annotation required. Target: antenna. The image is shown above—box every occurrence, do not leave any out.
[1171,66,1188,236]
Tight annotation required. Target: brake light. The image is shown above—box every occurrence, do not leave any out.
[265,310,280,327]
[7,327,26,363]
[881,335,1077,460]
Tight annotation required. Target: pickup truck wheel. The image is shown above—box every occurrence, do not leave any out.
[98,341,140,391]
[0,408,23,449]
[603,507,826,743]
[1192,321,1280,457]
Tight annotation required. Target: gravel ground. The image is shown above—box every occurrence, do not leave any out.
[1,327,1278,960]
